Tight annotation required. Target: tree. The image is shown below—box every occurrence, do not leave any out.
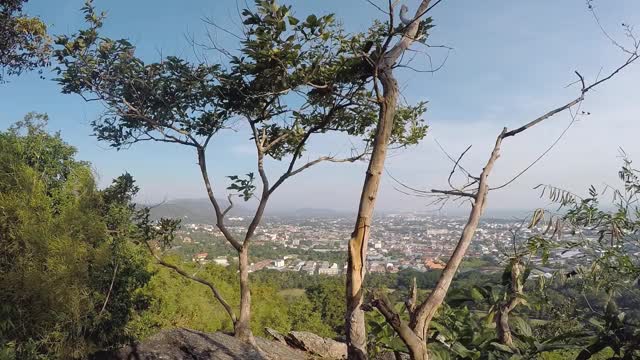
[0,0,51,82]
[306,277,347,335]
[345,2,435,357]
[0,115,150,359]
[535,156,640,359]
[286,295,335,338]
[54,0,425,345]
[370,8,639,360]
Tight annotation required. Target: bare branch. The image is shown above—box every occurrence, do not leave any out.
[430,189,475,198]
[434,138,475,179]
[502,95,583,139]
[363,0,389,15]
[222,194,235,217]
[143,239,237,324]
[448,145,472,190]
[99,263,119,316]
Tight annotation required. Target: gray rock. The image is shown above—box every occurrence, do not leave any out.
[91,328,308,360]
[264,328,287,344]
[284,331,347,359]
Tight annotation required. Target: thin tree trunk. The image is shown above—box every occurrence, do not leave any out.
[196,146,254,342]
[496,259,524,346]
[346,71,399,359]
[235,247,254,343]
[346,1,432,357]
[495,307,513,346]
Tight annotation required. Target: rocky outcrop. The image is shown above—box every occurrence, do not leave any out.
[91,328,308,360]
[284,331,347,359]
[265,327,287,344]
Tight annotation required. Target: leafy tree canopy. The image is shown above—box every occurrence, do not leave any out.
[0,0,51,82]
[54,0,427,156]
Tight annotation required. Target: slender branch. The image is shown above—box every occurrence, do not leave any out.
[434,138,475,179]
[430,189,475,198]
[491,102,582,190]
[244,120,271,244]
[448,145,472,190]
[364,0,389,15]
[99,263,119,316]
[197,147,242,251]
[222,194,235,217]
[268,104,348,194]
[502,96,583,139]
[289,152,368,179]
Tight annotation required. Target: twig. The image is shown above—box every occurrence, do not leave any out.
[99,263,119,315]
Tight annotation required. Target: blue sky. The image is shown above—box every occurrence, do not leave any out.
[1,0,639,214]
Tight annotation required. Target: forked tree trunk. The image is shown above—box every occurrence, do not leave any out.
[235,247,254,343]
[371,131,505,360]
[346,71,399,359]
[198,147,255,343]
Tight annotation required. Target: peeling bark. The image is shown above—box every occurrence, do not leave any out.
[345,2,433,358]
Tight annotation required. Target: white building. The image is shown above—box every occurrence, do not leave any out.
[213,257,229,267]
[318,262,339,276]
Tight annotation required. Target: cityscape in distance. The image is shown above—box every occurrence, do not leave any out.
[155,198,591,278]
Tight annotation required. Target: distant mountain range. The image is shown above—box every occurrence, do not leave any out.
[146,198,250,224]
[145,198,351,224]
[145,198,533,224]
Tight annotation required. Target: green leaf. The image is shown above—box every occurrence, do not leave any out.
[490,342,514,353]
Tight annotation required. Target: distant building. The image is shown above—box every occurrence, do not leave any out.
[249,259,272,272]
[274,259,285,268]
[213,256,229,267]
[424,258,446,270]
[369,262,386,273]
[318,262,339,276]
[302,261,317,275]
[193,252,208,264]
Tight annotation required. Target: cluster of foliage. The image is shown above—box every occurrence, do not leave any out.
[53,0,427,155]
[0,0,51,82]
[0,115,150,359]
